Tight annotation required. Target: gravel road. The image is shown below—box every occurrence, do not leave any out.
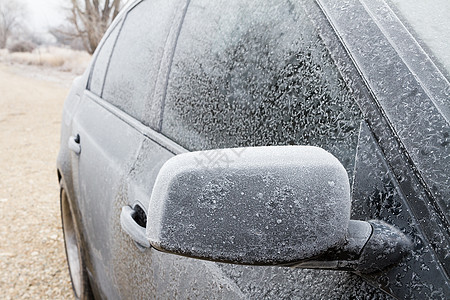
[0,63,75,299]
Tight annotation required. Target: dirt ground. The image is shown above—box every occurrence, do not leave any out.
[0,63,76,299]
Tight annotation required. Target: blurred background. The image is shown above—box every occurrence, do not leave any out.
[0,0,128,74]
[0,1,126,298]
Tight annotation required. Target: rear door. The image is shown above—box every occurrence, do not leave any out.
[71,94,144,299]
[70,0,182,298]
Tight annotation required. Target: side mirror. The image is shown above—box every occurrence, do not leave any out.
[145,146,411,273]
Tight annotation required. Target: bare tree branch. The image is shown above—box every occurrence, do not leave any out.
[0,0,25,48]
[60,0,122,54]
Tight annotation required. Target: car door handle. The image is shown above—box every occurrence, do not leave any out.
[120,205,151,249]
[68,134,81,155]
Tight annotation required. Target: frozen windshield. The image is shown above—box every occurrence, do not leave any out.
[387,0,450,79]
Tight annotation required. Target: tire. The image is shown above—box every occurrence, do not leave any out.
[60,187,93,300]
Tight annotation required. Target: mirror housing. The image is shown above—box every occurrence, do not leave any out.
[147,146,353,265]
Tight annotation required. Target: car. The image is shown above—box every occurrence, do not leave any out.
[57,0,450,299]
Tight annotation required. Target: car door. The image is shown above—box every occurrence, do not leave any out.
[71,90,145,299]
[115,0,398,298]
[157,0,391,298]
[115,0,447,299]
[68,12,133,299]
[70,0,183,298]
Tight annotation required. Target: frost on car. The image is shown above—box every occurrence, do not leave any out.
[57,0,450,299]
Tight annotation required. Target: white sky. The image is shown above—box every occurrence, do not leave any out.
[21,0,67,34]
[21,0,131,34]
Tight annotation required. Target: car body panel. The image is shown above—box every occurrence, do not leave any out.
[70,93,145,298]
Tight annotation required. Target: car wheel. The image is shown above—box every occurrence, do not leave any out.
[61,187,93,300]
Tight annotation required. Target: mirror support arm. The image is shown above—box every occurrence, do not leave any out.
[291,220,411,274]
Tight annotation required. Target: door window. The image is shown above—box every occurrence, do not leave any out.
[88,20,123,96]
[102,0,179,128]
[161,0,363,179]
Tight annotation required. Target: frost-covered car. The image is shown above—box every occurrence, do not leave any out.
[57,0,450,299]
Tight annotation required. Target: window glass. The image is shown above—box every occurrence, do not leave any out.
[102,0,178,126]
[161,0,363,179]
[89,20,122,96]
